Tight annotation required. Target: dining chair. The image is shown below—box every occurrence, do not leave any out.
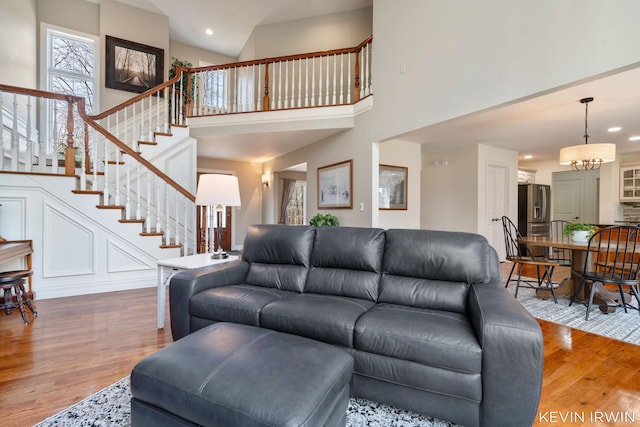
[548,220,572,267]
[502,216,558,303]
[569,225,640,320]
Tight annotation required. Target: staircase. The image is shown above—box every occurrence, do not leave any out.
[0,81,197,298]
[0,36,374,299]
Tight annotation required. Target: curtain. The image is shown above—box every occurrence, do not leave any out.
[279,178,296,224]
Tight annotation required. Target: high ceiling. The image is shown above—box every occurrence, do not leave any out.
[113,0,373,57]
[110,0,640,166]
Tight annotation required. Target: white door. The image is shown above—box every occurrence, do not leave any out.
[486,164,510,260]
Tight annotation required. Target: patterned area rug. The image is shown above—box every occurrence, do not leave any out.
[506,279,640,346]
[33,377,463,427]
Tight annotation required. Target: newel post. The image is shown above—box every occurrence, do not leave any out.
[64,96,76,176]
[262,61,271,111]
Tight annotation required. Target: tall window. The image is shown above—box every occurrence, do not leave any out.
[42,25,98,152]
[286,181,307,225]
[199,61,227,113]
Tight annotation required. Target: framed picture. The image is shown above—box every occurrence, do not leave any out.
[318,160,353,209]
[105,35,164,93]
[379,164,407,210]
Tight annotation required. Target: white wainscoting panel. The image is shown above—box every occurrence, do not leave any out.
[107,239,156,273]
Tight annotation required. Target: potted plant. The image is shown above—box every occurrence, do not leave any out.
[309,213,339,227]
[563,223,596,242]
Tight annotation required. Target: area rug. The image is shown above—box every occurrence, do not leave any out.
[33,377,463,427]
[506,280,640,346]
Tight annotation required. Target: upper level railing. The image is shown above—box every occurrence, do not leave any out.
[182,35,372,117]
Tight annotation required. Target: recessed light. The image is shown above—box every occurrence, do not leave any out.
[630,136,640,141]
[524,155,533,159]
[205,28,214,36]
[608,126,622,132]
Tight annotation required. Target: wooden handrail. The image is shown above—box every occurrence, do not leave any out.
[75,98,195,202]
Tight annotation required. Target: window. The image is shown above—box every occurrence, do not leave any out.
[199,60,228,114]
[286,181,307,225]
[41,24,98,153]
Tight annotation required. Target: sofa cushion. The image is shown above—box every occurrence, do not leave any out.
[260,294,375,347]
[242,224,315,293]
[191,284,297,326]
[380,229,496,312]
[354,303,482,374]
[305,226,384,301]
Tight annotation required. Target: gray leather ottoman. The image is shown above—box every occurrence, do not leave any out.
[130,322,353,427]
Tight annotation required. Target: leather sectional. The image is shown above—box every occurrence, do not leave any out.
[168,225,543,427]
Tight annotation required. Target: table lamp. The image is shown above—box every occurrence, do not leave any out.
[195,174,241,259]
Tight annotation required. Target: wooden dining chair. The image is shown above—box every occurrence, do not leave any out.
[548,220,572,267]
[569,225,640,320]
[502,216,558,303]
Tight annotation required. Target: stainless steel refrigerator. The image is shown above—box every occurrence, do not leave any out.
[518,184,551,256]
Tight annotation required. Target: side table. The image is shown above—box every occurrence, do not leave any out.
[156,254,240,329]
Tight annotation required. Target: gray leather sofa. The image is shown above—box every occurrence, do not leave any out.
[169,225,543,427]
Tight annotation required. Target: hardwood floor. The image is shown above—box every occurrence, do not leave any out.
[1,284,639,426]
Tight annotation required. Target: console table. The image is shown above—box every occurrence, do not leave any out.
[156,253,240,329]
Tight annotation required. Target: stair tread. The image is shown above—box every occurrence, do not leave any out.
[138,141,158,146]
[119,219,145,223]
[96,205,125,209]
[72,190,102,195]
[154,132,172,137]
[160,244,183,249]
[141,232,164,236]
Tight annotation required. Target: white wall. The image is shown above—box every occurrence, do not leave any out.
[0,0,38,88]
[378,140,421,229]
[170,40,236,68]
[372,0,640,143]
[239,7,372,59]
[421,146,478,232]
[99,0,170,110]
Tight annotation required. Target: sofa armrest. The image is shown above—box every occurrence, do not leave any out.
[169,260,249,340]
[468,284,543,427]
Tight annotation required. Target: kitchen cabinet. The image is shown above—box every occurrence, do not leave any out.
[619,164,640,201]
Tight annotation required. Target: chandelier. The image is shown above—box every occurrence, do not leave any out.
[559,97,616,170]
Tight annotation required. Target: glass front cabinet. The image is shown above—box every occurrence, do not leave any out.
[620,164,640,201]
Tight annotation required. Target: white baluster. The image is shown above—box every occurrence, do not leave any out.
[79,121,87,191]
[360,49,365,99]
[304,58,309,107]
[365,43,371,96]
[103,136,110,205]
[156,177,161,234]
[298,59,302,108]
[125,160,131,219]
[11,94,19,171]
[136,162,141,220]
[256,64,261,111]
[339,53,344,105]
[332,54,337,105]
[165,184,170,245]
[156,89,160,132]
[24,96,32,172]
[311,57,316,107]
[277,62,283,110]
[146,169,151,233]
[284,61,289,109]
[325,56,330,105]
[174,193,180,247]
[163,87,168,132]
[148,95,153,141]
[92,134,99,191]
[318,56,323,106]
[37,100,47,172]
[183,201,189,254]
[347,53,352,104]
[232,68,237,113]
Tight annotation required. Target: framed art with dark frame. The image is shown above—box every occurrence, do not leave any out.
[378,164,407,210]
[105,35,164,93]
[318,160,353,209]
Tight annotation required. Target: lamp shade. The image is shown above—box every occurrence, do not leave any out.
[195,174,241,206]
[559,143,616,166]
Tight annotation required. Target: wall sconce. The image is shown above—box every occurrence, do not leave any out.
[261,174,270,187]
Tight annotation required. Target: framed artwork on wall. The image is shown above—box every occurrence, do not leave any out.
[105,35,164,93]
[318,160,353,209]
[378,164,407,210]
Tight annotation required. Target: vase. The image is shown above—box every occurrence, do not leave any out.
[572,230,589,243]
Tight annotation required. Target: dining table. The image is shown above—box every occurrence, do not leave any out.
[519,235,624,313]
